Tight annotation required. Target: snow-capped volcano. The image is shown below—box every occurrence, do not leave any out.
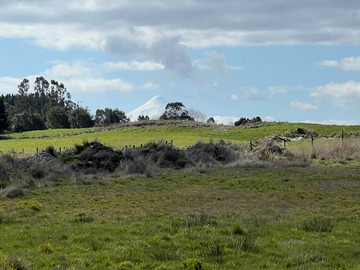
[127,96,169,121]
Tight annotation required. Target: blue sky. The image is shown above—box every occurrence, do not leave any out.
[1,1,360,125]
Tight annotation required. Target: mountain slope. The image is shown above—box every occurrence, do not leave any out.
[127,96,168,121]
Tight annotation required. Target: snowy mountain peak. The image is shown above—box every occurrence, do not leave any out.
[127,96,169,121]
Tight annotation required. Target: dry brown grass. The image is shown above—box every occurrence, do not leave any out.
[292,138,360,160]
[0,185,24,199]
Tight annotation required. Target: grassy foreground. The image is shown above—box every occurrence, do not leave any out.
[1,166,360,269]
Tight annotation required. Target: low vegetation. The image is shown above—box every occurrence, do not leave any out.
[0,123,359,269]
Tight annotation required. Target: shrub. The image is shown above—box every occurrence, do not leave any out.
[140,141,192,169]
[45,145,56,157]
[187,141,239,165]
[301,216,334,232]
[117,149,156,177]
[61,141,123,172]
[28,163,47,179]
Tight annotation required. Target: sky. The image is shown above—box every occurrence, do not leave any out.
[1,0,360,125]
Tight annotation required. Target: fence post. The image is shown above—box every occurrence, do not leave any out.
[342,130,344,146]
[311,136,314,147]
[36,147,39,153]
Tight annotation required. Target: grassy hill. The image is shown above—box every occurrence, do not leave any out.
[1,121,359,155]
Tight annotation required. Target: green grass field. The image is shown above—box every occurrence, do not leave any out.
[1,122,359,155]
[1,166,360,269]
[1,122,360,269]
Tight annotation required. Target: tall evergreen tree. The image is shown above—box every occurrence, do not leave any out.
[0,96,8,133]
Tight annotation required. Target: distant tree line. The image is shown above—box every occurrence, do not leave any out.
[0,77,263,133]
[0,77,129,132]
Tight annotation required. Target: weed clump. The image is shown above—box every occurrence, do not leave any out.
[301,216,334,232]
[202,242,224,263]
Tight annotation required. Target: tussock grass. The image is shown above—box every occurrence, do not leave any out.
[301,216,334,232]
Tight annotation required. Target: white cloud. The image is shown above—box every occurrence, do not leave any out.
[231,87,266,101]
[140,82,159,90]
[67,78,133,93]
[290,100,318,111]
[212,115,276,125]
[0,61,134,95]
[302,119,360,126]
[268,86,288,95]
[212,116,238,126]
[319,57,360,71]
[2,2,360,48]
[44,61,94,79]
[196,51,242,73]
[102,61,164,72]
[46,62,134,93]
[263,116,277,122]
[0,77,23,94]
[319,60,338,68]
[1,1,360,81]
[311,81,360,108]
